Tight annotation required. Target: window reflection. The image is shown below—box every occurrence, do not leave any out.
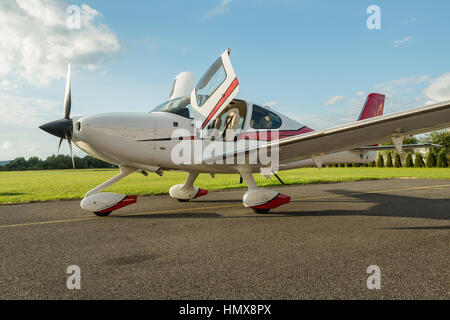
[195,57,227,106]
[151,96,195,119]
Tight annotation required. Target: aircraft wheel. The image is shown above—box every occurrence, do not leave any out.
[94,211,112,217]
[253,208,271,214]
[177,199,190,202]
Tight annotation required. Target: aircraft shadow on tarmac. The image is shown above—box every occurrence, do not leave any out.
[117,189,450,228]
[119,212,224,219]
[276,189,450,225]
[191,199,243,203]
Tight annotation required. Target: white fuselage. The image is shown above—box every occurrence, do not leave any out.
[72,100,376,174]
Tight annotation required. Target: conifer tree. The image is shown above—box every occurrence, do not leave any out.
[437,149,449,168]
[376,154,384,167]
[425,150,437,168]
[405,152,414,168]
[385,152,393,167]
[414,153,425,168]
[394,153,402,168]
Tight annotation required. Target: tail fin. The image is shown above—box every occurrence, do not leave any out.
[357,93,385,121]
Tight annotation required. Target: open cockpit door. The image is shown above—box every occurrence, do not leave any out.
[190,49,239,129]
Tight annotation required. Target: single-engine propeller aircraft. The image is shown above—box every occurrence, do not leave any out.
[40,49,450,216]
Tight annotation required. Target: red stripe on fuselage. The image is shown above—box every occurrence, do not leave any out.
[201,77,239,129]
[239,127,314,141]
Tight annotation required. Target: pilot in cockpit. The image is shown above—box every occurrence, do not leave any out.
[206,107,240,141]
[220,108,240,141]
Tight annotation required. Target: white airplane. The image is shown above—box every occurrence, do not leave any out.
[40,49,450,216]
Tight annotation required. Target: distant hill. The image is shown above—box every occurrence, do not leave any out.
[0,160,11,165]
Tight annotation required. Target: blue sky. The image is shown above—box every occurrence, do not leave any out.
[1,0,450,159]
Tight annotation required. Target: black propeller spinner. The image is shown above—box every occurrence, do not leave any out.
[39,64,75,168]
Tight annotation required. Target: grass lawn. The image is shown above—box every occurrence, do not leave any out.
[0,167,449,205]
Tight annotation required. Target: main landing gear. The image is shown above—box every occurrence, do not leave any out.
[169,171,290,213]
[239,170,290,214]
[169,172,208,202]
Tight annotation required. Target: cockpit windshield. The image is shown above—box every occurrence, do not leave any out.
[150,96,195,119]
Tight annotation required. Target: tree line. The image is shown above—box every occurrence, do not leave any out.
[0,155,117,171]
[327,148,448,169]
[328,130,449,168]
[376,130,449,168]
[375,149,448,168]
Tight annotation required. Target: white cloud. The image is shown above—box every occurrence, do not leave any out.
[0,0,120,87]
[374,75,430,96]
[393,36,413,47]
[402,17,417,24]
[291,94,366,130]
[0,93,60,129]
[203,0,232,19]
[0,79,19,91]
[423,73,450,105]
[291,72,450,131]
[0,92,70,160]
[374,75,430,89]
[324,95,345,106]
[372,75,432,113]
[0,141,12,150]
[264,101,278,108]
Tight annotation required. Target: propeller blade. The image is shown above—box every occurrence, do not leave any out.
[63,64,71,119]
[57,137,63,155]
[66,132,75,169]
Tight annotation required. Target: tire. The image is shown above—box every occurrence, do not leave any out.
[94,211,112,217]
[177,199,190,202]
[253,208,271,214]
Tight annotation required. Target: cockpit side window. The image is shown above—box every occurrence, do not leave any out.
[250,105,282,129]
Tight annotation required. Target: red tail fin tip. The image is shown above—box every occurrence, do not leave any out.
[358,93,385,121]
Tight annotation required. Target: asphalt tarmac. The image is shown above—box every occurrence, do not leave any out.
[0,179,449,299]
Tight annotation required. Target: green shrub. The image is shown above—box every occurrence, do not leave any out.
[394,153,402,167]
[437,148,449,168]
[376,154,384,167]
[426,150,437,168]
[414,153,425,168]
[405,152,414,168]
[385,152,393,167]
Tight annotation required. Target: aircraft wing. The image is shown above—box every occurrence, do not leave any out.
[353,144,443,151]
[206,100,450,164]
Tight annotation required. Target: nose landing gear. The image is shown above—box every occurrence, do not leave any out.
[80,166,138,216]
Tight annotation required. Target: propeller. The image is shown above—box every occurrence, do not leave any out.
[39,64,76,169]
